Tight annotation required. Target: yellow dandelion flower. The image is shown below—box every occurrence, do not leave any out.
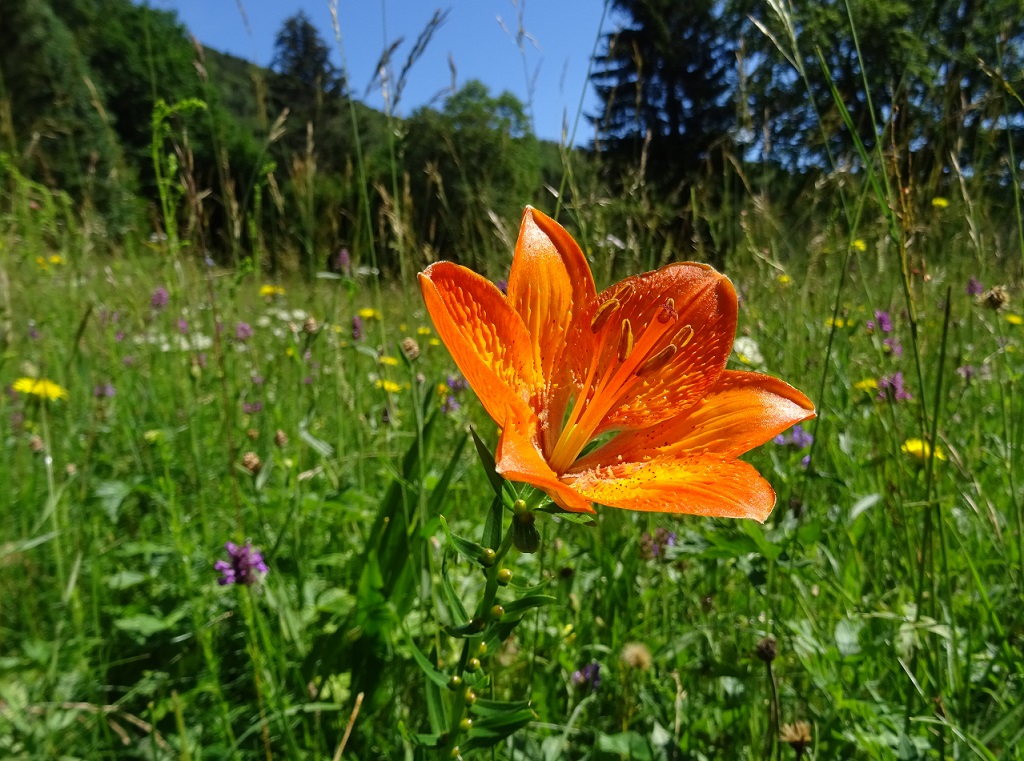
[48,254,64,265]
[436,383,450,398]
[902,438,946,461]
[417,326,432,335]
[429,338,441,347]
[259,284,285,298]
[854,378,879,392]
[12,377,68,401]
[931,197,949,209]
[399,323,407,332]
[375,379,403,393]
[379,355,399,366]
[36,256,49,270]
[826,317,848,329]
[776,273,792,285]
[1006,314,1023,326]
[851,239,867,252]
[358,307,382,320]
[285,346,296,357]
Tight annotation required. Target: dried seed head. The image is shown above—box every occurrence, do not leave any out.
[29,435,45,454]
[274,429,288,448]
[779,721,811,753]
[303,316,318,334]
[401,337,420,361]
[982,285,1009,311]
[246,428,259,440]
[755,635,778,663]
[620,641,652,671]
[241,451,262,475]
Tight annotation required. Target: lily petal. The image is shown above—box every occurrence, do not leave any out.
[570,455,776,521]
[420,262,539,425]
[575,370,815,469]
[495,411,596,514]
[507,207,596,387]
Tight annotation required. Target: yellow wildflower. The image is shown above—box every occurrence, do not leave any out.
[902,438,946,461]
[12,377,68,401]
[48,254,64,265]
[399,323,407,332]
[851,239,867,252]
[429,338,441,347]
[379,355,399,366]
[260,284,285,298]
[1006,314,1023,326]
[36,256,48,270]
[826,317,853,329]
[375,379,403,393]
[358,307,382,320]
[417,326,432,335]
[854,378,878,392]
[776,273,792,285]
[931,197,949,209]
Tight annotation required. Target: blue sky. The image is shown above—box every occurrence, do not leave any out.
[147,0,613,143]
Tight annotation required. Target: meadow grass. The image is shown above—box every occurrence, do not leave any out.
[3,168,1023,760]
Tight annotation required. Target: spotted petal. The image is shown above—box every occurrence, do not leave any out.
[574,370,815,470]
[420,262,539,426]
[569,455,776,521]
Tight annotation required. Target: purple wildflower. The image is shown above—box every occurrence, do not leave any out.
[877,372,912,402]
[874,310,893,334]
[251,374,265,385]
[123,356,135,367]
[441,395,461,414]
[115,330,125,343]
[957,365,976,381]
[243,401,263,415]
[93,383,115,398]
[790,424,814,449]
[336,247,351,275]
[801,454,811,468]
[28,324,40,341]
[640,527,677,560]
[235,322,253,341]
[447,375,468,393]
[496,278,509,295]
[966,277,984,297]
[773,433,787,446]
[177,319,188,335]
[351,315,364,341]
[572,662,601,692]
[214,541,268,586]
[883,337,903,357]
[151,287,169,311]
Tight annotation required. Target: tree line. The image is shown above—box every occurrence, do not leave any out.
[1,0,1022,273]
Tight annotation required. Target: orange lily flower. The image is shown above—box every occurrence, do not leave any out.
[419,207,815,520]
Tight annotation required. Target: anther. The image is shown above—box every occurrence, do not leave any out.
[618,319,634,362]
[638,344,678,375]
[590,299,620,333]
[676,324,694,348]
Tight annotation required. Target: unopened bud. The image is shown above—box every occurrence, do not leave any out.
[480,548,496,567]
[490,605,504,620]
[466,657,481,672]
[401,337,420,361]
[756,636,778,663]
[497,568,513,586]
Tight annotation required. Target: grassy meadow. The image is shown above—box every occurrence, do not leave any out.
[3,4,1024,759]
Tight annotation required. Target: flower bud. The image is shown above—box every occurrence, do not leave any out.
[497,568,513,586]
[513,510,540,553]
[463,687,477,706]
[466,657,481,672]
[490,605,504,620]
[459,717,473,731]
[447,675,463,690]
[480,548,496,567]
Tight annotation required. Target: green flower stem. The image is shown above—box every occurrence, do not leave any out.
[441,520,518,757]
